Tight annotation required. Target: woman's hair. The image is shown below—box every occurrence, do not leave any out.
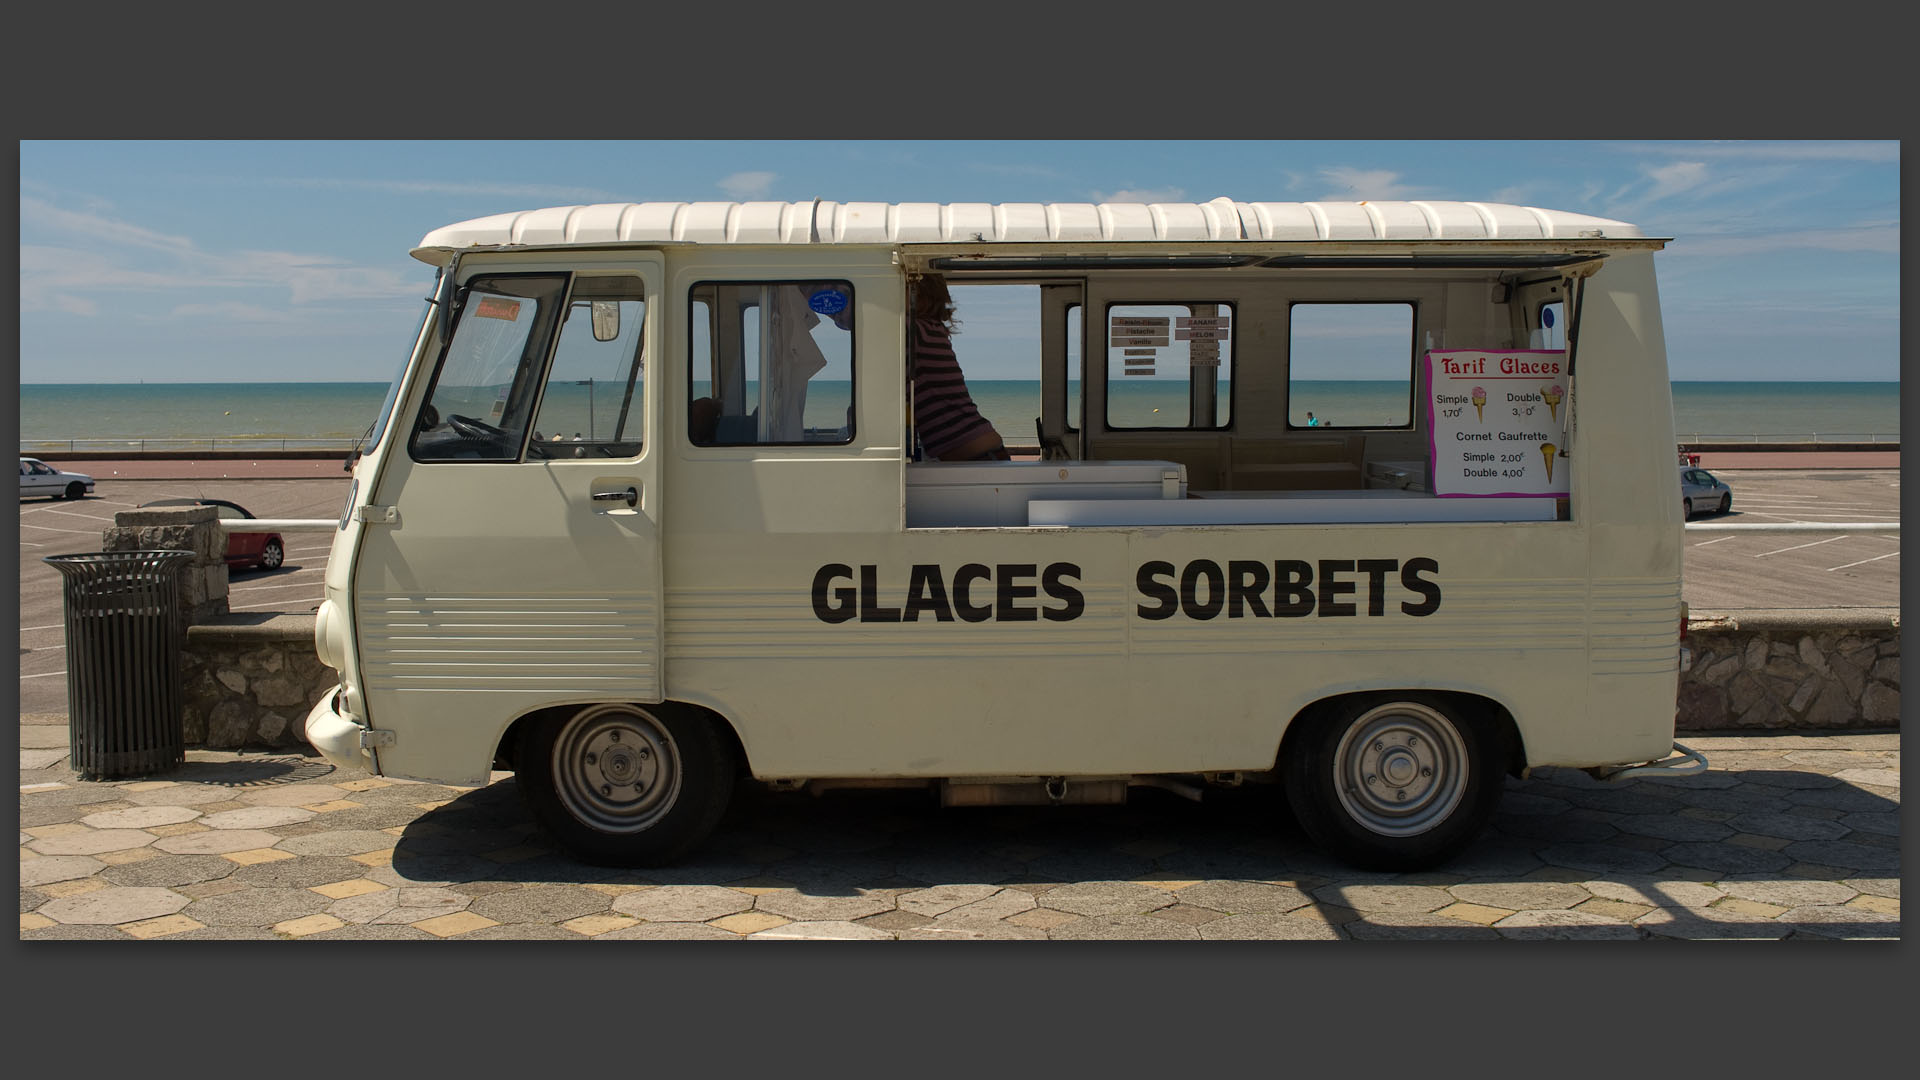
[909,275,959,333]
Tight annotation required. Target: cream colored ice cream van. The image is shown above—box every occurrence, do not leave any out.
[305,197,1703,870]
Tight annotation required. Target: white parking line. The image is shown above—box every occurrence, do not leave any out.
[20,670,66,680]
[20,623,65,633]
[231,579,324,593]
[26,643,65,653]
[229,599,323,612]
[1692,536,1737,547]
[1828,551,1900,571]
[19,522,107,535]
[1753,536,1847,557]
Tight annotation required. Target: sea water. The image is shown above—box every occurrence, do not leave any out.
[17,380,1902,445]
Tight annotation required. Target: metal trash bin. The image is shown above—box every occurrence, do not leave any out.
[42,550,196,779]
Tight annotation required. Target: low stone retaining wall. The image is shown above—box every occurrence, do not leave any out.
[182,615,336,749]
[90,508,1906,748]
[1678,609,1900,731]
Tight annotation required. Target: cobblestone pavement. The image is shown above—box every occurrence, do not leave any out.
[20,723,1899,940]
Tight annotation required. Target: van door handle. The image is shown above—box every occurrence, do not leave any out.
[592,486,639,508]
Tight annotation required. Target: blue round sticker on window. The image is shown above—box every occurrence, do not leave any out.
[1541,307,1555,328]
[808,289,848,316]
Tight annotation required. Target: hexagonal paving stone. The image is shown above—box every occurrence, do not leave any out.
[1723,812,1851,843]
[1036,881,1178,918]
[1607,814,1734,844]
[1047,913,1200,940]
[1837,811,1899,837]
[274,831,398,857]
[894,922,1050,941]
[1779,840,1900,873]
[938,888,1040,923]
[611,885,753,922]
[1537,843,1669,876]
[40,887,189,925]
[1718,879,1858,909]
[99,854,238,889]
[1448,882,1592,911]
[1310,884,1454,915]
[228,855,379,890]
[29,830,158,857]
[1580,876,1727,910]
[1774,906,1901,940]
[1177,880,1315,916]
[1493,910,1645,940]
[79,806,203,830]
[895,884,1005,917]
[196,806,318,830]
[597,922,745,940]
[20,856,107,889]
[1195,913,1345,940]
[466,885,611,925]
[1345,914,1501,940]
[124,786,242,807]
[152,829,286,856]
[1842,877,1898,899]
[302,923,440,941]
[1634,908,1791,940]
[752,889,896,923]
[748,920,897,940]
[238,784,353,807]
[185,887,332,927]
[1663,842,1794,875]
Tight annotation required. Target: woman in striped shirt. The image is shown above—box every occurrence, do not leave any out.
[909,276,1009,461]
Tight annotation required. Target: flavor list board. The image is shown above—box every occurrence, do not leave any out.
[1426,349,1568,497]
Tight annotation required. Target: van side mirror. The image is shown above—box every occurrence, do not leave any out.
[591,300,621,342]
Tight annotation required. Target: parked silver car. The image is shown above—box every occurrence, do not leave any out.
[19,457,94,501]
[1680,465,1731,519]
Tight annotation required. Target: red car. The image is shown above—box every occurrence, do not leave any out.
[138,498,286,570]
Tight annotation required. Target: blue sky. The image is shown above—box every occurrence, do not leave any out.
[18,140,1900,384]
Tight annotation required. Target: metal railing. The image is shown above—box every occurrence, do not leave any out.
[20,437,362,454]
[1674,432,1898,444]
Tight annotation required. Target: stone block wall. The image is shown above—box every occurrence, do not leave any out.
[1678,609,1900,731]
[182,616,337,749]
[102,505,229,633]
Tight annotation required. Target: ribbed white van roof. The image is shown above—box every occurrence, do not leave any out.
[412,198,1644,259]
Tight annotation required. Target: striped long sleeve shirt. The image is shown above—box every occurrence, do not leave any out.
[909,317,998,460]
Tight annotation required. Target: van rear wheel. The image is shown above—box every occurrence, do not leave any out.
[1284,695,1507,871]
[517,703,734,866]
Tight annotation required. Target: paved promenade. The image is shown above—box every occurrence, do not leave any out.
[20,720,1899,940]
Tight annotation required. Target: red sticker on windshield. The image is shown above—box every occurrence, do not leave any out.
[474,297,522,321]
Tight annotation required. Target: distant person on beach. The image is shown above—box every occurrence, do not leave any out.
[909,276,1008,461]
[1306,412,1318,427]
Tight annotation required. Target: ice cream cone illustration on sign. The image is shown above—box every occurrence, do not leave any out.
[1541,384,1564,422]
[1541,443,1557,482]
[1472,386,1486,422]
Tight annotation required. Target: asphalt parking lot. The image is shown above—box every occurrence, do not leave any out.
[1680,468,1900,609]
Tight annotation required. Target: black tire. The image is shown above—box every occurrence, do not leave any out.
[1718,494,1731,515]
[1283,693,1510,871]
[516,703,735,866]
[1682,498,1693,520]
[63,481,85,500]
[259,539,284,570]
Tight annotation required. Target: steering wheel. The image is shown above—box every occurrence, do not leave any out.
[446,413,509,441]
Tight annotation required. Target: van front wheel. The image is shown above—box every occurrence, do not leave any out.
[1284,695,1507,871]
[517,703,734,866]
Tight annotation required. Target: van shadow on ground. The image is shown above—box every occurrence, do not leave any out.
[383,764,1898,939]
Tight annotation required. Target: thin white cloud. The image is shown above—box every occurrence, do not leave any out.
[1612,141,1897,164]
[21,196,423,314]
[1314,167,1423,200]
[1663,222,1900,257]
[169,301,303,323]
[718,171,777,199]
[264,177,621,202]
[1090,187,1188,203]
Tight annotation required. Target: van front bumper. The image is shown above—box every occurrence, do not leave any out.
[305,688,376,774]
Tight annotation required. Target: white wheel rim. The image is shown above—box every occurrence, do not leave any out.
[1332,702,1470,837]
[551,705,682,834]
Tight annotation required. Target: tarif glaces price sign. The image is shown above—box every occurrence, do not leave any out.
[1426,349,1568,497]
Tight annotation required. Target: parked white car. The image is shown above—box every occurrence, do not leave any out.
[1680,465,1731,519]
[20,457,95,501]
